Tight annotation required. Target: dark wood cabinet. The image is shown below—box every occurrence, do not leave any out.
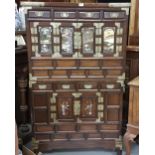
[25,2,130,153]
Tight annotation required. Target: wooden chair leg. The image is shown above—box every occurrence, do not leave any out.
[124,132,136,155]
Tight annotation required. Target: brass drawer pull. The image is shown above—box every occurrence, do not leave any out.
[38,84,47,89]
[62,84,70,89]
[106,84,114,89]
[84,84,93,89]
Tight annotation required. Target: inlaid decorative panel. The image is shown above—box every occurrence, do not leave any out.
[81,94,97,118]
[60,27,74,55]
[103,27,116,54]
[38,26,52,54]
[82,27,95,54]
[57,93,74,120]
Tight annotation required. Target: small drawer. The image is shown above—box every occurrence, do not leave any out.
[79,124,97,132]
[33,83,52,90]
[54,11,76,18]
[79,12,100,19]
[88,133,102,139]
[32,70,49,77]
[104,11,125,19]
[102,131,120,138]
[71,70,85,78]
[28,10,51,18]
[70,133,84,140]
[35,125,54,132]
[54,133,67,140]
[101,82,121,89]
[57,124,76,132]
[35,134,50,141]
[100,124,119,130]
[32,60,52,67]
[102,60,122,68]
[80,60,99,68]
[106,69,123,76]
[56,60,76,69]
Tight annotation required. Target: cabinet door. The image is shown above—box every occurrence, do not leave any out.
[104,91,123,123]
[80,93,98,121]
[32,92,51,124]
[56,93,74,121]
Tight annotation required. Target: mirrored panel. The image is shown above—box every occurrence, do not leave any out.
[103,27,115,54]
[60,27,73,55]
[82,27,94,54]
[39,26,52,54]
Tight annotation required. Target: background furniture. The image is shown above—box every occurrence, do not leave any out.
[124,76,139,155]
[25,2,130,154]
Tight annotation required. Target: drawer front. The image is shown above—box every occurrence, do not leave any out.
[104,11,125,19]
[79,124,97,132]
[56,124,76,132]
[35,125,54,132]
[54,11,76,19]
[28,10,51,18]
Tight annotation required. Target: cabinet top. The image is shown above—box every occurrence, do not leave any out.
[20,1,130,8]
[128,76,139,86]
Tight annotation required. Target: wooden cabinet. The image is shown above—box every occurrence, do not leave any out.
[25,2,130,153]
[124,76,139,155]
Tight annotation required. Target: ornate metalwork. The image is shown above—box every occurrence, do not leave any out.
[62,84,70,89]
[29,73,37,88]
[84,84,93,89]
[115,22,121,28]
[121,8,129,15]
[33,22,39,27]
[115,136,123,150]
[72,23,83,29]
[74,32,81,49]
[38,84,47,89]
[35,11,44,17]
[72,93,82,98]
[106,84,114,89]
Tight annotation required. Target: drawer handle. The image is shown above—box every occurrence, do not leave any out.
[38,84,47,89]
[84,84,93,89]
[60,12,69,18]
[106,84,114,89]
[35,11,44,17]
[62,84,70,89]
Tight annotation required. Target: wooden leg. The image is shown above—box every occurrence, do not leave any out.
[123,132,136,155]
[117,149,122,155]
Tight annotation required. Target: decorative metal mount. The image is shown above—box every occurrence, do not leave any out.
[29,73,37,88]
[115,136,123,150]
